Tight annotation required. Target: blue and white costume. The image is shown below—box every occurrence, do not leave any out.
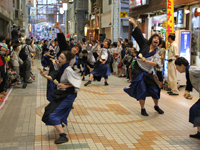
[42,63,81,126]
[124,26,161,100]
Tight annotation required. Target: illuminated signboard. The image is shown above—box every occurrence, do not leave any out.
[177,8,186,28]
[180,31,191,63]
[129,0,149,9]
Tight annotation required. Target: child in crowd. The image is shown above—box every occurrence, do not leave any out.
[11,44,23,77]
[175,57,200,139]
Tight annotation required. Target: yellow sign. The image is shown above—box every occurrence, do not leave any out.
[120,12,128,18]
[166,0,174,49]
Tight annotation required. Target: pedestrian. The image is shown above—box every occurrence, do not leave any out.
[21,37,34,88]
[11,24,20,42]
[124,17,164,116]
[167,33,179,95]
[175,57,200,139]
[10,44,23,76]
[40,51,81,144]
[156,40,166,89]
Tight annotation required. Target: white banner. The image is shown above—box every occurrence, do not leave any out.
[30,7,36,17]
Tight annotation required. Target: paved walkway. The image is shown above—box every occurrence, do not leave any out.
[0,60,200,150]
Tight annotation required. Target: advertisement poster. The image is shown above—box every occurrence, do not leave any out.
[30,7,36,17]
[177,9,184,24]
[180,31,191,63]
[26,0,34,7]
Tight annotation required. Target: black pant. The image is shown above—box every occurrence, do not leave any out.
[23,59,31,83]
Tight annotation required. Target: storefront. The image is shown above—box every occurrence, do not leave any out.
[190,5,200,66]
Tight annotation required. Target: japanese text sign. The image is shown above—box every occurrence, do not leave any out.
[166,0,174,49]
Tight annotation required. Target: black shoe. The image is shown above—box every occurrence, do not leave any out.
[141,109,149,116]
[82,77,85,81]
[84,81,91,86]
[167,88,171,91]
[22,83,27,89]
[189,134,200,139]
[54,136,69,144]
[167,91,173,94]
[154,106,164,114]
[169,92,179,95]
[104,82,109,86]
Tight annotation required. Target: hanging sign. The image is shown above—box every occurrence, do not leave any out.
[26,0,34,7]
[166,0,174,49]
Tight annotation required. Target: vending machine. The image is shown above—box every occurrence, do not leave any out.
[175,30,191,86]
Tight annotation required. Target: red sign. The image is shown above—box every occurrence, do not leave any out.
[194,8,200,17]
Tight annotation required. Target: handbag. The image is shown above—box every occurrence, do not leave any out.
[117,62,123,68]
[114,54,118,60]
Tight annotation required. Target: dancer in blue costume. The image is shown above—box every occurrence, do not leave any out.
[175,57,200,140]
[84,40,111,86]
[124,17,164,116]
[40,51,81,144]
[41,40,49,71]
[81,50,96,81]
[46,50,57,102]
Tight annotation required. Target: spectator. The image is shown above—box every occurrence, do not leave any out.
[156,40,166,89]
[167,33,179,95]
[11,24,20,42]
[21,37,34,88]
[11,44,23,76]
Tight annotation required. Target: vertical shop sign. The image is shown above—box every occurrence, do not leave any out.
[166,0,174,49]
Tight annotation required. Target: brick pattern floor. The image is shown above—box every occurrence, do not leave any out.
[0,60,200,150]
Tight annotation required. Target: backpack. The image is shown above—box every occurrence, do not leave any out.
[19,45,28,60]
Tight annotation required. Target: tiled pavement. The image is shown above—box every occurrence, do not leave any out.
[0,60,200,150]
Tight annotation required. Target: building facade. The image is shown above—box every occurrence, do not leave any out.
[65,0,88,42]
[129,0,200,66]
[0,0,14,38]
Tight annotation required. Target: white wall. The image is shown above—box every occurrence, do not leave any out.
[105,27,111,39]
[102,0,111,13]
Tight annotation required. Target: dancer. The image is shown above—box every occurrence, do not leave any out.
[84,40,111,86]
[81,50,96,81]
[175,57,200,139]
[124,17,164,116]
[40,51,81,144]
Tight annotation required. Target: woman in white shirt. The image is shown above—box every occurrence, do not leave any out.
[11,44,23,76]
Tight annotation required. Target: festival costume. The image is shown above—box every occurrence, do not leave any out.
[42,63,81,126]
[124,26,161,100]
[185,66,200,127]
[46,53,58,102]
[90,48,111,81]
[41,44,49,67]
[81,51,95,76]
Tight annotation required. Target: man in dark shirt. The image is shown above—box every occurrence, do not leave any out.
[11,24,20,42]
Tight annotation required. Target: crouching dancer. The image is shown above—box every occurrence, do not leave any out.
[175,57,200,139]
[40,51,81,144]
[84,40,111,86]
[124,17,164,116]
